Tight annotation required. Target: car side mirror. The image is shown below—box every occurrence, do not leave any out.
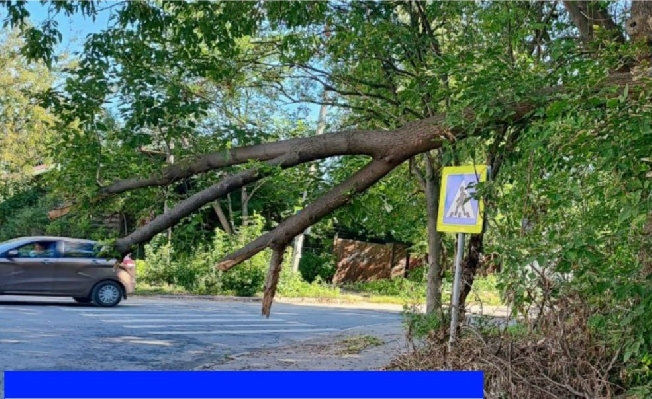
[6,249,18,258]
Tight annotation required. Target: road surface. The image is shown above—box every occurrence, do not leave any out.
[0,295,402,396]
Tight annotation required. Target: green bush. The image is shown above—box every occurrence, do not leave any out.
[218,215,269,296]
[406,265,427,283]
[298,250,336,283]
[137,213,270,297]
[347,277,426,297]
[277,269,340,298]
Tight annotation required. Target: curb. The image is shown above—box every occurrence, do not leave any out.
[134,294,263,302]
[133,293,512,318]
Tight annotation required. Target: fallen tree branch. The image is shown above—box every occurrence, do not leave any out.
[101,128,388,195]
[114,157,286,254]
[101,71,640,199]
[262,245,286,318]
[216,157,405,270]
[109,71,645,258]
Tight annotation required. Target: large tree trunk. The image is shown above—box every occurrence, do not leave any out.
[424,178,443,314]
[627,2,652,64]
[458,231,484,321]
[627,2,652,43]
[409,151,444,315]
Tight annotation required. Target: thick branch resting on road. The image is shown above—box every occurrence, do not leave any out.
[262,246,286,318]
[216,157,424,271]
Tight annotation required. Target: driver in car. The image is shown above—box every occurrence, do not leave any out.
[30,243,53,257]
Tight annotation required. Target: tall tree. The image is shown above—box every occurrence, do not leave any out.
[0,28,57,183]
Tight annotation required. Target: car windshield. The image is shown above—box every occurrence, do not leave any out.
[0,237,27,253]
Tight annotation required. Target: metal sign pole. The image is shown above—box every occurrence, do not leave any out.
[448,232,465,350]
[437,164,488,353]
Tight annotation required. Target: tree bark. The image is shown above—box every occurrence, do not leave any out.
[626,1,652,65]
[226,193,235,230]
[627,1,652,44]
[412,151,444,315]
[458,230,485,320]
[212,201,233,235]
[262,246,286,318]
[100,128,394,195]
[114,157,283,254]
[241,186,249,227]
[424,163,443,315]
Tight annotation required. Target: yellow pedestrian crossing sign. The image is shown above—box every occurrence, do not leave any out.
[436,165,488,234]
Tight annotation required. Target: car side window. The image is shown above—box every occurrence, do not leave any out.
[14,242,56,258]
[62,242,98,259]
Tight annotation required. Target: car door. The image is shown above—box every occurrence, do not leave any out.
[0,240,60,293]
[54,240,112,296]
[0,249,17,291]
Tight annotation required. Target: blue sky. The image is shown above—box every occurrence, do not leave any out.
[21,2,322,124]
[25,1,112,56]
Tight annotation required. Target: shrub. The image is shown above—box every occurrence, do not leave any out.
[298,250,336,283]
[348,277,426,297]
[217,214,269,296]
[277,269,341,298]
[137,213,271,297]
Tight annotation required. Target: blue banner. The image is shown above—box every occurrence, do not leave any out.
[4,371,483,398]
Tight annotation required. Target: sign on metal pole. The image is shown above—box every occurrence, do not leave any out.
[436,164,489,350]
[436,164,488,234]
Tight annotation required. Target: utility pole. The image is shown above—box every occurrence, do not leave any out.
[290,91,329,273]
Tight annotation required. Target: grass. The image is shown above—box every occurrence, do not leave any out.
[343,274,503,306]
[335,335,384,354]
[134,274,504,307]
[134,283,189,296]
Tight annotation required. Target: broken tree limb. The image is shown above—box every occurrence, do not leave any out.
[110,71,643,257]
[216,157,408,271]
[114,157,284,254]
[100,128,389,195]
[262,245,287,318]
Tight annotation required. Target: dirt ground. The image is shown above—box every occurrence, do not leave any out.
[195,322,408,370]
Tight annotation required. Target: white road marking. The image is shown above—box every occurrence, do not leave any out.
[75,313,256,318]
[123,323,310,329]
[101,318,285,323]
[148,328,339,335]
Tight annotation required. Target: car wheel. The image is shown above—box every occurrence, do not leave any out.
[73,297,92,304]
[91,281,123,307]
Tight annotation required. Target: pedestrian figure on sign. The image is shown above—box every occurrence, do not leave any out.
[453,185,470,218]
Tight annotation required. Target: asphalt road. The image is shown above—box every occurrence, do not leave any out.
[0,295,402,396]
